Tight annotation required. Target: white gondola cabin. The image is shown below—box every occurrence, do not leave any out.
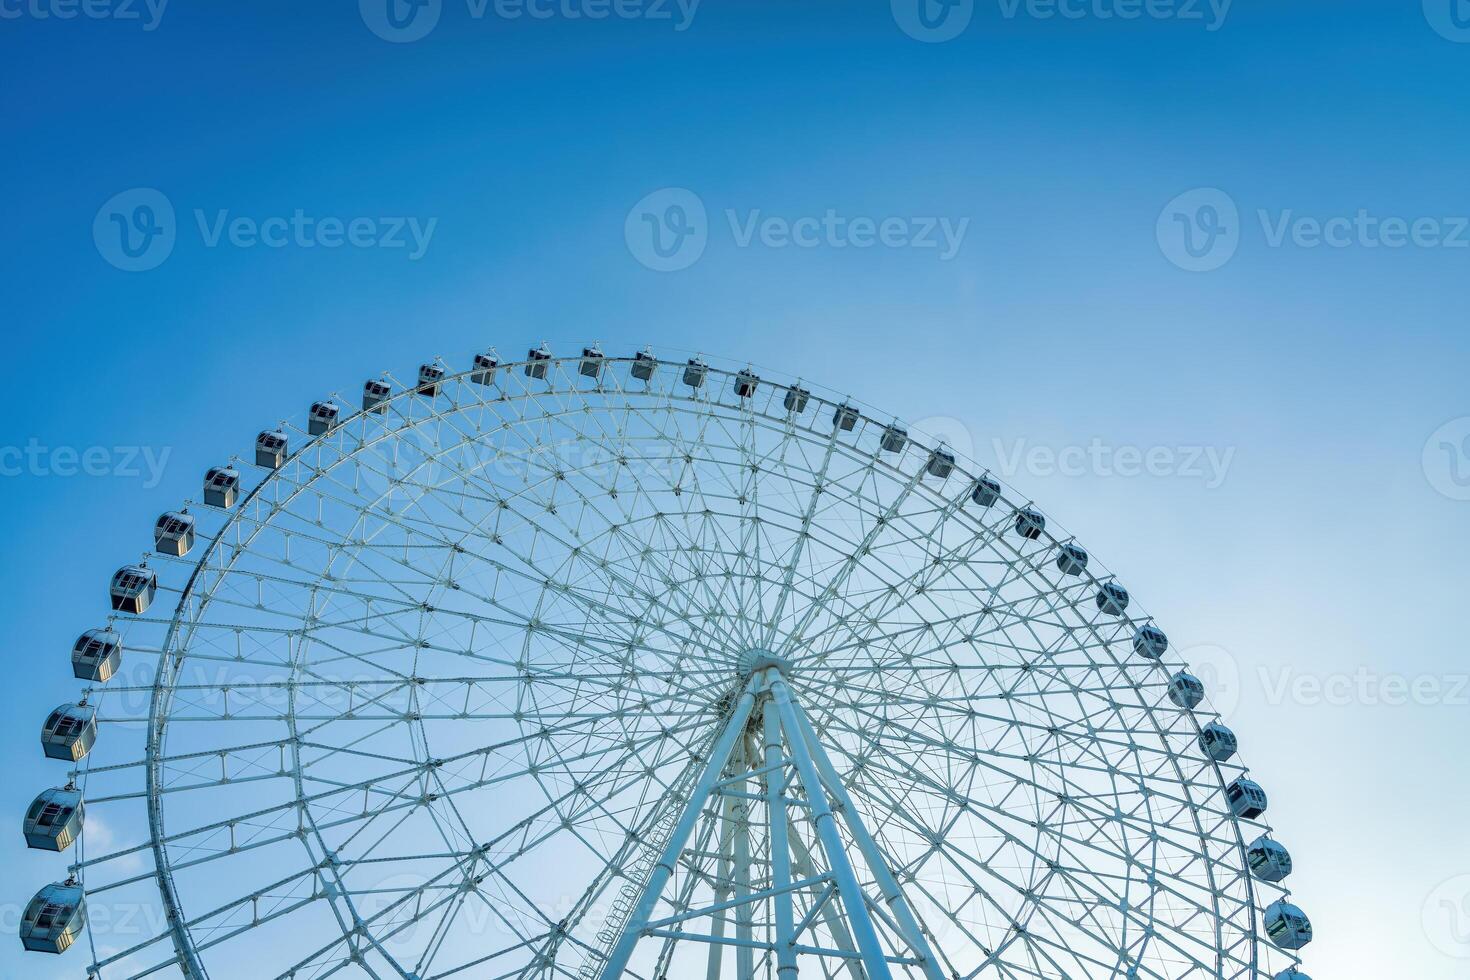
[19,881,85,954]
[417,362,446,396]
[1264,900,1313,950]
[926,448,956,479]
[41,704,96,762]
[24,787,84,852]
[683,358,708,389]
[1096,581,1130,615]
[109,565,156,614]
[1015,508,1046,540]
[255,431,287,469]
[631,350,657,381]
[154,511,195,557]
[1247,835,1293,882]
[833,403,859,431]
[580,347,605,378]
[71,628,122,683]
[470,352,498,385]
[203,466,240,508]
[734,369,759,398]
[363,379,391,413]
[880,424,908,454]
[1198,721,1238,761]
[1056,543,1088,576]
[1168,671,1205,709]
[1225,778,1268,819]
[525,346,551,379]
[971,476,1001,508]
[784,385,810,414]
[308,401,340,436]
[1133,624,1168,660]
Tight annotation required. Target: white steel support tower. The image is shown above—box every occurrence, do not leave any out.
[596,651,947,980]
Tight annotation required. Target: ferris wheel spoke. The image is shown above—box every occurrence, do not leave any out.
[781,463,929,654]
[808,671,1187,775]
[377,480,735,669]
[759,421,844,648]
[32,354,1295,979]
[817,696,1219,858]
[85,707,707,887]
[807,709,1232,972]
[364,418,738,657]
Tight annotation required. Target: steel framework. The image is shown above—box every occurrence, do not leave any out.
[21,346,1311,980]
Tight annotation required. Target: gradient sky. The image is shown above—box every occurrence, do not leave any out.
[4,1,1470,977]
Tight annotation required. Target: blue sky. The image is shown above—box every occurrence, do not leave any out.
[3,1,1470,977]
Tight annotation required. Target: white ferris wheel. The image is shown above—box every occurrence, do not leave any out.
[22,345,1315,980]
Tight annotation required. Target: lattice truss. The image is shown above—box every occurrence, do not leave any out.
[46,350,1303,980]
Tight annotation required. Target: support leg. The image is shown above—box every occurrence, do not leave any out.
[788,701,948,980]
[769,677,894,980]
[764,701,799,980]
[598,681,759,980]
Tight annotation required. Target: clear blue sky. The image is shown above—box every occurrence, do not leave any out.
[4,1,1469,977]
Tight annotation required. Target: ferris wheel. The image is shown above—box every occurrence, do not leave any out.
[22,344,1315,980]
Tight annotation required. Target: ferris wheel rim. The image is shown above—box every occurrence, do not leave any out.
[29,345,1305,979]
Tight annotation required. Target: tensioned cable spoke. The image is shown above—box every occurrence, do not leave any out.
[43,354,1289,980]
